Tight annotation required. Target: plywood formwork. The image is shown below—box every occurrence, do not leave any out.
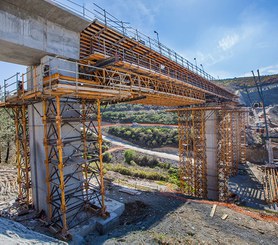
[263,167,278,203]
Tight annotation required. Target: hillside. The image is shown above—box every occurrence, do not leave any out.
[215,74,278,106]
[216,74,278,89]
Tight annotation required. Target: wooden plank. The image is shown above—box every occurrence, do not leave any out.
[210,204,217,217]
[221,214,228,220]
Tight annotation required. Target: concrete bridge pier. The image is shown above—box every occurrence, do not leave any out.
[206,111,219,200]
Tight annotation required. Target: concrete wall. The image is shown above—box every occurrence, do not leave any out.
[0,0,90,65]
[205,111,219,200]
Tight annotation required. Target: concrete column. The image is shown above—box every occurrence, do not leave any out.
[28,102,47,211]
[28,100,85,219]
[205,111,219,200]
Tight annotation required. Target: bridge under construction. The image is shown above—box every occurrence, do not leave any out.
[0,0,250,237]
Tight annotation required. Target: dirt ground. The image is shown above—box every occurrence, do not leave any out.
[85,164,278,245]
[0,167,18,209]
[86,181,278,245]
[1,163,278,245]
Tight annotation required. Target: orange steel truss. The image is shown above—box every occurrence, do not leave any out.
[80,21,235,101]
[178,110,207,198]
[13,105,31,206]
[41,97,106,234]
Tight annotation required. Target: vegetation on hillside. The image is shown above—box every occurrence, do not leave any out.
[108,126,179,148]
[102,111,177,125]
[103,104,163,112]
[101,103,177,124]
[216,74,278,89]
[0,109,15,164]
[104,149,179,185]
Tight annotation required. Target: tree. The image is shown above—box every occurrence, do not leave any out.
[0,109,15,164]
[124,149,137,164]
[103,152,112,163]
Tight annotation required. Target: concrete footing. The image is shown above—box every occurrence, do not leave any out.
[69,197,124,244]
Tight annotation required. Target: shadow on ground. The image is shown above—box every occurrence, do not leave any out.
[85,183,187,244]
[229,164,266,209]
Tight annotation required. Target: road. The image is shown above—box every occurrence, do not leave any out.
[103,135,179,161]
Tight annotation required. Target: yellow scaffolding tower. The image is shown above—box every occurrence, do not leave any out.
[14,105,31,206]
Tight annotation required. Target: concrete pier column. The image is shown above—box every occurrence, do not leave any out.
[28,102,47,212]
[28,100,85,218]
[205,111,219,200]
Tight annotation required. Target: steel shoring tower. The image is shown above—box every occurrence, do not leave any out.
[13,105,31,206]
[239,112,247,164]
[217,110,248,201]
[178,111,194,195]
[176,108,247,201]
[217,110,232,201]
[42,97,105,234]
[178,110,207,198]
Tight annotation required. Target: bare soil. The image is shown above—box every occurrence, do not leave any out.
[86,165,278,245]
[1,161,278,245]
[85,182,278,245]
[0,167,18,210]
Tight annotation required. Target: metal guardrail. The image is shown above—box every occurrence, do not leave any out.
[1,56,207,102]
[0,57,139,100]
[50,0,216,81]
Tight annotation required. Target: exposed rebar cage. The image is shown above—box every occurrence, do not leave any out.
[13,105,31,206]
[42,97,105,234]
[177,108,247,201]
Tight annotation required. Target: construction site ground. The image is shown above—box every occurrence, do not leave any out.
[86,167,278,245]
[1,163,278,244]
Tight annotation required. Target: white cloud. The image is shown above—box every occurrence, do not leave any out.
[240,65,278,77]
[259,65,278,75]
[218,34,240,51]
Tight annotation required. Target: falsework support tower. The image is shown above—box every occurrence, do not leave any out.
[29,97,106,233]
[177,107,247,200]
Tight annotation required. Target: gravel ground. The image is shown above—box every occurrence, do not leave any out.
[1,165,278,245]
[85,177,278,245]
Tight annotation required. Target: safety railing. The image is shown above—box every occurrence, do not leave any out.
[0,57,131,100]
[51,0,215,81]
[1,56,207,102]
[1,73,20,102]
[88,35,219,94]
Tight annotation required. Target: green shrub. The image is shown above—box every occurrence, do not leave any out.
[105,164,167,181]
[108,126,178,148]
[103,152,112,163]
[130,160,137,166]
[124,149,137,164]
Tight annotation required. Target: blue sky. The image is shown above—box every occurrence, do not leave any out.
[1,0,278,84]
